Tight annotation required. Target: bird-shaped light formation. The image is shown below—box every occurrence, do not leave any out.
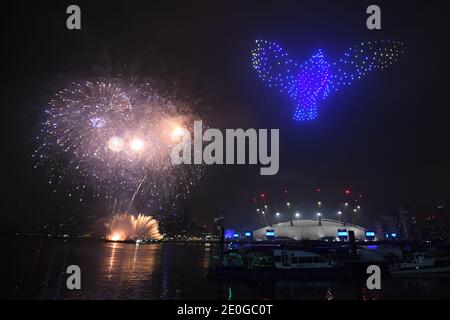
[251,40,405,121]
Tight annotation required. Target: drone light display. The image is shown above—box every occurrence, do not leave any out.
[251,39,405,121]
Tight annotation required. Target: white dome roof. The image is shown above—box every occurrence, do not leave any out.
[253,218,366,240]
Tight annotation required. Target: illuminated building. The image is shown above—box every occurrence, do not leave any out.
[253,218,366,241]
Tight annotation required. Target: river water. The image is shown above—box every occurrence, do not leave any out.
[2,237,449,300]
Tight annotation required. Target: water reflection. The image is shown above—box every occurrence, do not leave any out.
[106,242,117,281]
[2,237,450,300]
[96,242,160,299]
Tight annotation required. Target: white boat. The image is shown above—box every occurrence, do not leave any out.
[390,252,450,275]
[273,250,332,269]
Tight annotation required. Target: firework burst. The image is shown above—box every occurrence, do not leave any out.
[105,213,163,241]
[34,79,203,212]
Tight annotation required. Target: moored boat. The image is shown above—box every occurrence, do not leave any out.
[390,252,450,275]
[210,246,360,279]
[272,249,332,269]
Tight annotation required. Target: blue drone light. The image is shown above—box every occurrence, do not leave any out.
[251,39,405,121]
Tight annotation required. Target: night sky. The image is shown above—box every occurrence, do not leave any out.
[2,0,449,230]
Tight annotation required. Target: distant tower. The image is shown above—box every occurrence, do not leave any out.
[437,205,448,234]
[212,211,224,239]
[398,203,416,240]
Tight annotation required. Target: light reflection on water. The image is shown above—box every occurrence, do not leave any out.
[2,237,450,300]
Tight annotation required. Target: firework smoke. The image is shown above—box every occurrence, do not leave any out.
[33,79,203,211]
[105,213,163,241]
